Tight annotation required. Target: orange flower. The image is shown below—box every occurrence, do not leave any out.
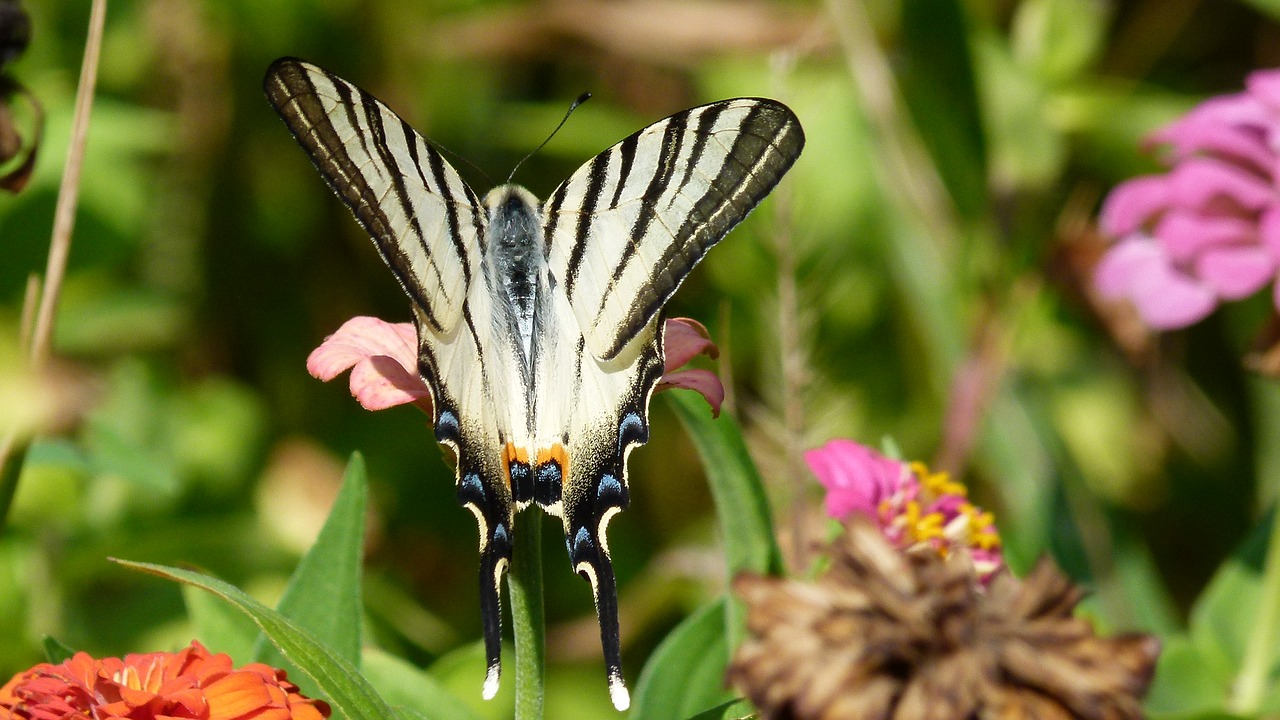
[0,641,330,720]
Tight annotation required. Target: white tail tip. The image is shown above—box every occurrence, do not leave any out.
[482,666,500,700]
[609,677,630,711]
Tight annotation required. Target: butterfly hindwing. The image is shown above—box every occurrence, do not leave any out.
[267,58,805,712]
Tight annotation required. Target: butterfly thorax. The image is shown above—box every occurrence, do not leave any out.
[483,185,546,379]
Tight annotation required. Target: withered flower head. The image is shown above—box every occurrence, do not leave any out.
[728,517,1160,720]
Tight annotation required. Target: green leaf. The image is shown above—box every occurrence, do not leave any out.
[115,559,397,720]
[667,392,782,656]
[666,393,783,579]
[253,452,367,669]
[684,698,747,720]
[1011,0,1108,83]
[1144,634,1233,718]
[1188,512,1272,676]
[429,641,514,720]
[631,598,736,720]
[362,647,482,720]
[899,0,988,219]
[1240,0,1280,23]
[42,636,76,664]
[184,583,259,665]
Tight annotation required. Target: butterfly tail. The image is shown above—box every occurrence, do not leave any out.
[457,469,514,700]
[478,526,511,700]
[566,473,631,711]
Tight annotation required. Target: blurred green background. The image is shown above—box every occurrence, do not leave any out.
[6,0,1280,716]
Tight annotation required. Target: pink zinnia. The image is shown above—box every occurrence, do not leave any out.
[805,439,1004,583]
[1095,68,1280,329]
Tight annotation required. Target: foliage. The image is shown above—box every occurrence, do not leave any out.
[6,0,1280,718]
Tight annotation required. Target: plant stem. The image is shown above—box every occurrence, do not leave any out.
[1230,508,1280,714]
[0,0,106,530]
[29,0,107,366]
[508,511,545,720]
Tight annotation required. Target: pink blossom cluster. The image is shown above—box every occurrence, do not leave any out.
[805,439,1004,582]
[1095,68,1280,329]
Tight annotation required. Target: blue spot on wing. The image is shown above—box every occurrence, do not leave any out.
[573,526,593,557]
[461,473,484,500]
[617,412,645,450]
[598,474,622,500]
[436,410,460,440]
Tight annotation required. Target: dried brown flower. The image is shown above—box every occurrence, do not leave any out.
[727,517,1160,720]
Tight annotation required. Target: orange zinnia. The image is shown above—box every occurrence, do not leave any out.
[0,640,330,720]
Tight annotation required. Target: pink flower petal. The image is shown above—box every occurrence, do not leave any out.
[1259,205,1280,261]
[1151,118,1275,174]
[1099,176,1170,236]
[1153,211,1254,264]
[1247,68,1280,110]
[1094,235,1166,298]
[1168,157,1274,212]
[657,368,724,417]
[348,355,433,412]
[663,317,718,371]
[1195,245,1277,299]
[307,317,432,413]
[306,317,417,381]
[1129,264,1217,329]
[1157,93,1271,138]
[804,439,906,520]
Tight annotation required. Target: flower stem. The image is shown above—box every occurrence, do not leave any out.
[30,0,107,366]
[508,511,545,720]
[1230,508,1280,714]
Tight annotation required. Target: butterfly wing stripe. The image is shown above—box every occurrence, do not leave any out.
[593,115,688,304]
[562,153,612,299]
[591,105,724,318]
[264,58,480,334]
[605,104,802,337]
[545,98,804,360]
[355,86,462,313]
[608,134,640,210]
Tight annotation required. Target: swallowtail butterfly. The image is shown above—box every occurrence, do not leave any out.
[264,57,803,710]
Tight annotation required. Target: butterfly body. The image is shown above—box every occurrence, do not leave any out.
[265,58,803,710]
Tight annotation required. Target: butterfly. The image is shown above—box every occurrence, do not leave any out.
[264,57,803,710]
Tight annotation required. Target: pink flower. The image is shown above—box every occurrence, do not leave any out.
[308,316,724,416]
[804,439,906,519]
[805,439,1004,583]
[1095,68,1280,329]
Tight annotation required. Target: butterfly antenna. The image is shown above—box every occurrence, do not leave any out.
[428,138,496,189]
[506,91,592,185]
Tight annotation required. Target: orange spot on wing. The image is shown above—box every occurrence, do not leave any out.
[536,444,569,473]
[503,443,530,489]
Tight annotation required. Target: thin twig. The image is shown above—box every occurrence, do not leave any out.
[0,0,108,531]
[29,0,108,367]
[18,274,39,352]
[767,50,809,573]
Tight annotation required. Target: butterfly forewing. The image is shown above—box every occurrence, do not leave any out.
[266,57,804,712]
[544,98,804,361]
[264,58,478,334]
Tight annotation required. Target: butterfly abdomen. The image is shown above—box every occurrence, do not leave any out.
[484,185,545,375]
